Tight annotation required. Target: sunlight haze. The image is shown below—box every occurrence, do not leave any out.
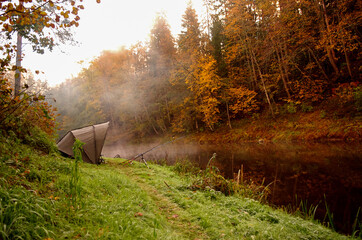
[22,0,206,87]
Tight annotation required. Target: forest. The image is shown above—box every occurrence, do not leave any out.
[0,0,361,140]
[47,0,361,140]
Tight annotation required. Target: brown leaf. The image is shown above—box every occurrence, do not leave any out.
[134,212,143,217]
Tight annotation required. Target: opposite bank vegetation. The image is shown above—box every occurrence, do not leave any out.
[1,128,359,240]
[191,110,362,144]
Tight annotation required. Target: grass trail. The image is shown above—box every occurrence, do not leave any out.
[108,160,208,239]
[106,158,348,240]
[66,159,199,240]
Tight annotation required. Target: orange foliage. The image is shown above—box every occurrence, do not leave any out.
[290,79,327,103]
[227,87,259,117]
[24,101,57,137]
[0,78,57,138]
[332,82,360,104]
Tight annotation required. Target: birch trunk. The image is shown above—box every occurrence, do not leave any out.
[15,33,22,97]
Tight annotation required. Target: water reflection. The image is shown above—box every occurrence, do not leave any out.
[103,141,362,234]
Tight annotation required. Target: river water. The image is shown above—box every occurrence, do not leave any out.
[103,141,362,234]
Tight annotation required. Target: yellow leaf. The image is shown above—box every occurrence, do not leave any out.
[72,7,78,15]
[7,25,13,32]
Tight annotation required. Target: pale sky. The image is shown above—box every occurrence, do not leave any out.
[21,0,206,87]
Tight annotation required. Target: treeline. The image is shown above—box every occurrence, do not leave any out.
[51,0,361,138]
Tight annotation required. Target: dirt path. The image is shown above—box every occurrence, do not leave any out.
[113,162,209,240]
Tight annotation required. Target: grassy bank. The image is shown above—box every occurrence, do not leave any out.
[1,133,356,239]
[193,110,361,144]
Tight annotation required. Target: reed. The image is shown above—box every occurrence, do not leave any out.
[351,207,361,238]
[324,195,336,231]
[173,153,271,201]
[68,139,84,209]
[284,196,320,221]
[299,200,319,221]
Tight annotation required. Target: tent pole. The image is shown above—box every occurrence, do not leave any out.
[93,125,98,164]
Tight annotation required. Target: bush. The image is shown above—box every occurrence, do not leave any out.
[354,86,362,112]
[301,103,313,113]
[23,126,58,154]
[286,102,297,114]
[0,80,57,142]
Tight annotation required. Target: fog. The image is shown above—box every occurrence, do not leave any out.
[103,140,200,165]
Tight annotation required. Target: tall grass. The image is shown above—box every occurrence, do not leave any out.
[68,139,84,209]
[299,199,319,221]
[324,195,336,231]
[0,187,55,239]
[352,207,361,238]
[281,196,319,222]
[172,154,271,201]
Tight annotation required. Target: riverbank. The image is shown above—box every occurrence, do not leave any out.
[192,110,361,144]
[0,133,355,239]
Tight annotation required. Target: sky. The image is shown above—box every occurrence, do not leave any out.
[21,0,206,87]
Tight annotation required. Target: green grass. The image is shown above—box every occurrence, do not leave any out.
[113,160,349,240]
[0,133,353,239]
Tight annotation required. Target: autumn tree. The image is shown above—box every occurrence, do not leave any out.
[0,0,96,138]
[171,3,205,132]
[192,55,222,131]
[1,0,86,96]
[145,14,177,134]
[209,15,227,78]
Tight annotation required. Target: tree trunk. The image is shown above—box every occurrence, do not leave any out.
[274,42,291,99]
[321,0,339,76]
[250,48,275,118]
[226,100,232,129]
[307,46,329,80]
[281,42,292,90]
[245,52,257,91]
[247,48,258,91]
[342,40,353,78]
[15,33,22,97]
[142,102,159,135]
[165,98,171,124]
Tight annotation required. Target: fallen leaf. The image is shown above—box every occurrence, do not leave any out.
[134,212,143,217]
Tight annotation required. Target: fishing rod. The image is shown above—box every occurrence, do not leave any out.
[126,136,186,168]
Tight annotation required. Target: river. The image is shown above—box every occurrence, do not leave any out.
[103,140,362,235]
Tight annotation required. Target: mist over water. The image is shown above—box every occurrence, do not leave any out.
[103,140,200,164]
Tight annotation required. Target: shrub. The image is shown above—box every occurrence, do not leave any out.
[0,80,57,142]
[354,86,362,112]
[286,102,297,114]
[301,103,313,113]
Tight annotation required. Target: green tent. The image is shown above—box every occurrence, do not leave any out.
[57,122,109,164]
